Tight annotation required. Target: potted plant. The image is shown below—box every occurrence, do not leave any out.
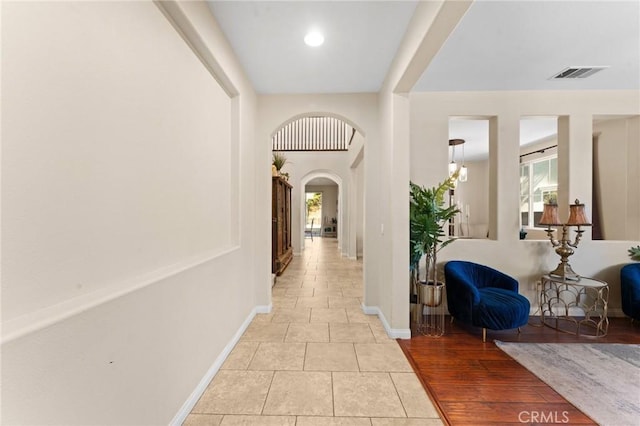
[629,245,640,261]
[272,151,289,177]
[410,172,460,307]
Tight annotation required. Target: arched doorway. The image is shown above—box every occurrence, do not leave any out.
[269,113,364,258]
[299,171,343,253]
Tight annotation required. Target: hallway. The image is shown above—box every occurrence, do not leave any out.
[185,238,442,425]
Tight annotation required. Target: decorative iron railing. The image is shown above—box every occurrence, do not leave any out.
[272,116,355,151]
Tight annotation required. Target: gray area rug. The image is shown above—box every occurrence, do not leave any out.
[495,341,640,426]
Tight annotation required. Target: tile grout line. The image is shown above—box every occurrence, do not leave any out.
[245,342,260,370]
[259,369,277,416]
[302,341,308,372]
[229,240,419,423]
[331,371,336,418]
[353,342,361,372]
[388,371,410,419]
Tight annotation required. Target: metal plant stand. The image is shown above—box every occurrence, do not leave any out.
[416,282,446,337]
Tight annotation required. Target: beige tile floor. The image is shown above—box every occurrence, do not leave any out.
[184,238,442,426]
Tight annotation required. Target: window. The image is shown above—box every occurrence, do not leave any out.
[520,156,557,228]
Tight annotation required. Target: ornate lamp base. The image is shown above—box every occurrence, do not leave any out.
[549,262,581,281]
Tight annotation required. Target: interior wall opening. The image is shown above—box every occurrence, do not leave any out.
[448,117,490,239]
[270,112,364,259]
[592,115,640,241]
[518,116,559,240]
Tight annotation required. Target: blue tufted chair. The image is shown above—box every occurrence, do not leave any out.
[621,263,640,321]
[444,261,530,342]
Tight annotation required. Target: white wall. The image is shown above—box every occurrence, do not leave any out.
[355,156,365,258]
[1,1,259,424]
[3,0,233,323]
[346,132,364,260]
[594,115,640,240]
[409,90,640,315]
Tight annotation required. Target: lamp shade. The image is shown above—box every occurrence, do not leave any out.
[539,203,561,226]
[459,165,468,182]
[448,161,458,177]
[566,199,591,226]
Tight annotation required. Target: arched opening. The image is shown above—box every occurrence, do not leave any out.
[269,112,365,260]
[300,171,343,252]
[267,109,367,322]
[273,116,355,151]
[271,112,365,143]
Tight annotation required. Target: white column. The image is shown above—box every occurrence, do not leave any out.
[490,113,520,241]
[558,114,593,240]
[390,93,411,332]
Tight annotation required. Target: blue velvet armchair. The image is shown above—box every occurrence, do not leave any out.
[444,261,530,342]
[621,263,640,321]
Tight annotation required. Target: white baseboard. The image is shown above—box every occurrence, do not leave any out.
[361,303,411,339]
[255,304,272,314]
[170,305,264,425]
[361,304,378,316]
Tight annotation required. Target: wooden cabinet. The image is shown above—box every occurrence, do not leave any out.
[272,176,293,275]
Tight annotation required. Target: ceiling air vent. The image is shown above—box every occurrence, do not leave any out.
[551,66,608,79]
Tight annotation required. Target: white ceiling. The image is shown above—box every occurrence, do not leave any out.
[207,1,639,94]
[206,1,418,94]
[306,177,338,187]
[207,1,639,153]
[415,1,640,92]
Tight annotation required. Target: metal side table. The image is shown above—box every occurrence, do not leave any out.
[539,275,609,337]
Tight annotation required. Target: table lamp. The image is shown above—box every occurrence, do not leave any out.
[539,199,591,281]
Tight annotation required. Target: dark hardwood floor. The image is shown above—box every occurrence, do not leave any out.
[397,316,640,425]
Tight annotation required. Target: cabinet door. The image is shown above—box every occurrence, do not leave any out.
[272,178,278,273]
[277,181,284,255]
[271,177,293,274]
[284,184,291,250]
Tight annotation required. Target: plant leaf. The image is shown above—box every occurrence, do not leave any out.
[409,174,461,276]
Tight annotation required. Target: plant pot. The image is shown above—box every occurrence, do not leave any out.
[418,281,444,307]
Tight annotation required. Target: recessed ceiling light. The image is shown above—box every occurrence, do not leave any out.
[304,31,324,47]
